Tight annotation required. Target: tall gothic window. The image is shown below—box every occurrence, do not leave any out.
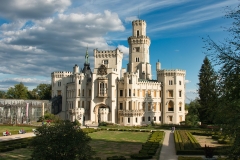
[168,101,174,111]
[99,82,107,96]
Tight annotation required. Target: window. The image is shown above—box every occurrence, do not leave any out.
[159,116,161,121]
[148,90,151,96]
[154,90,156,97]
[169,80,173,85]
[103,60,108,64]
[179,91,182,97]
[179,81,182,85]
[168,90,173,97]
[179,116,182,122]
[153,103,156,111]
[168,101,174,111]
[148,116,151,121]
[137,30,139,37]
[136,57,140,62]
[99,82,107,96]
[136,47,140,52]
[128,118,130,123]
[122,117,123,122]
[136,117,138,123]
[169,116,173,122]
[79,80,81,84]
[57,90,61,96]
[142,90,145,97]
[120,90,123,97]
[133,89,135,96]
[78,89,80,96]
[148,103,151,111]
[89,89,91,97]
[142,102,145,111]
[82,101,84,108]
[78,101,80,108]
[179,102,182,111]
[142,117,145,122]
[119,103,123,110]
[154,117,156,121]
[129,101,132,110]
[129,89,131,96]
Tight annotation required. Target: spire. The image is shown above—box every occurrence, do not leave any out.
[85,46,89,64]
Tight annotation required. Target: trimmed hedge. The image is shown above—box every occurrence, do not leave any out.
[178,156,203,160]
[106,156,126,160]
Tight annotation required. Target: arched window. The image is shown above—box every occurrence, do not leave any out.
[168,101,174,111]
[137,30,139,37]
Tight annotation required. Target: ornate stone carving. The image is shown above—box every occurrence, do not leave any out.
[97,64,107,75]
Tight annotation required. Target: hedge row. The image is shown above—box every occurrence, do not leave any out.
[0,138,32,152]
[106,156,126,160]
[186,132,201,149]
[174,131,184,151]
[131,131,164,159]
[98,128,151,132]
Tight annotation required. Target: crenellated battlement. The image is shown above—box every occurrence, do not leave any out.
[128,36,150,45]
[157,69,186,76]
[51,71,73,78]
[94,48,123,59]
[132,20,146,26]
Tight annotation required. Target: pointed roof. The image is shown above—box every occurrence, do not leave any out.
[85,46,89,64]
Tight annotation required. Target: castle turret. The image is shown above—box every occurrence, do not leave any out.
[127,20,152,80]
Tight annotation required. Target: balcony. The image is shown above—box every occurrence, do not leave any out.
[118,110,144,117]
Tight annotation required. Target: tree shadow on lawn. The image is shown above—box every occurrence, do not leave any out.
[90,140,143,159]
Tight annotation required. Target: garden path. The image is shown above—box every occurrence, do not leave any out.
[159,130,178,160]
[0,133,35,142]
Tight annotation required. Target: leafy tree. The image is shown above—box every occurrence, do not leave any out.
[185,99,200,127]
[0,91,6,98]
[33,84,51,100]
[197,56,218,124]
[6,82,28,99]
[37,111,60,123]
[27,90,39,100]
[204,5,240,159]
[31,120,94,160]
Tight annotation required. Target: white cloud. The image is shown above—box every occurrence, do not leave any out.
[117,45,129,55]
[185,80,191,84]
[125,16,138,23]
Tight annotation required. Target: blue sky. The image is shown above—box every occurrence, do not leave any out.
[0,0,238,102]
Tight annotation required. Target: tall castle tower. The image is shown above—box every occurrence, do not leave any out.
[127,20,152,80]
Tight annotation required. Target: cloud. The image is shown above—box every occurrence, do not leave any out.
[0,0,71,20]
[117,45,129,55]
[0,10,125,77]
[125,16,138,23]
[174,49,179,52]
[185,80,191,84]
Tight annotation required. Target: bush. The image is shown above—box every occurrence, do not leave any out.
[178,156,203,160]
[130,154,152,159]
[106,156,126,160]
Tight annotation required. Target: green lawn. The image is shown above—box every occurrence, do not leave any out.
[0,130,153,160]
[0,126,36,136]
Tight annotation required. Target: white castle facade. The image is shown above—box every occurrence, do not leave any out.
[51,20,186,126]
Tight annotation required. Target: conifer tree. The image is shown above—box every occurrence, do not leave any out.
[197,56,217,124]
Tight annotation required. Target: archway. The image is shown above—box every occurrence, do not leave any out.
[93,104,110,123]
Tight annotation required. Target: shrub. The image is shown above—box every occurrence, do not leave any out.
[130,154,152,159]
[106,156,126,160]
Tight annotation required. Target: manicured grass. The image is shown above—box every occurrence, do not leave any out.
[0,148,32,160]
[0,130,152,159]
[89,130,150,142]
[0,126,36,136]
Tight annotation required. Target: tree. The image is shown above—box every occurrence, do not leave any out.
[31,120,94,160]
[185,99,200,127]
[197,56,218,124]
[33,84,51,100]
[5,82,28,99]
[204,5,240,159]
[0,91,6,98]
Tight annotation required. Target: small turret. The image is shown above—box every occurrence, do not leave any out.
[156,59,161,70]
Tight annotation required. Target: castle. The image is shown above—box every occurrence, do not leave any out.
[51,19,186,126]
